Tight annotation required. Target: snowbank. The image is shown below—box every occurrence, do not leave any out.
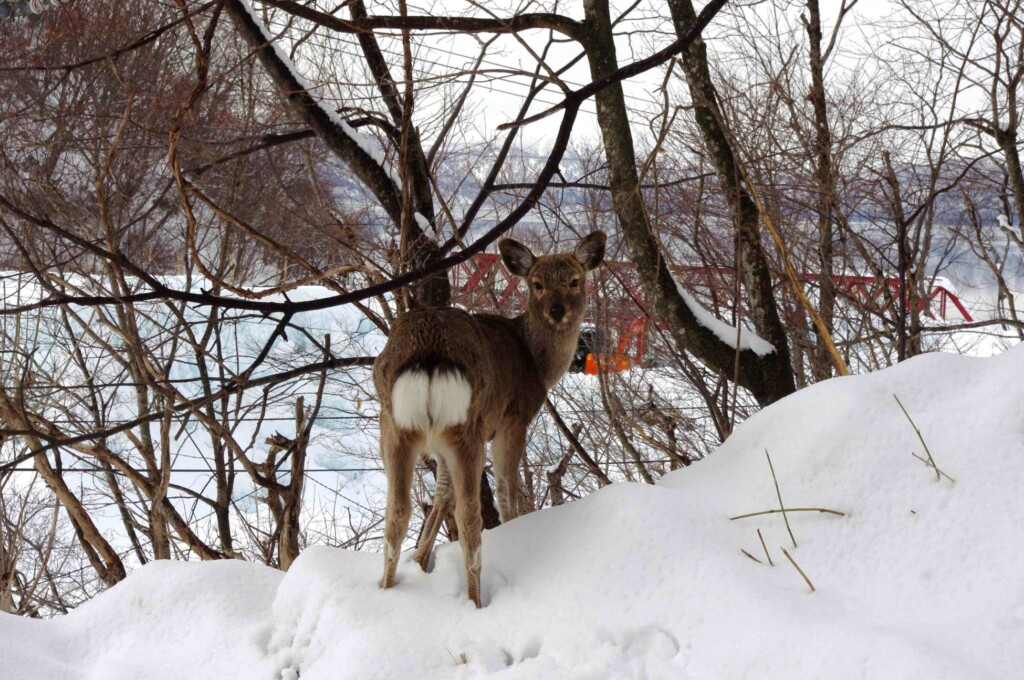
[3,346,1024,679]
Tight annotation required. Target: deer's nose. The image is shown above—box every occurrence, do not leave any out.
[549,303,565,321]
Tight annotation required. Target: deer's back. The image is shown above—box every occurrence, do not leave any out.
[374,307,546,438]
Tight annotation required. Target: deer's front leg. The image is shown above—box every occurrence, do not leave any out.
[493,422,528,524]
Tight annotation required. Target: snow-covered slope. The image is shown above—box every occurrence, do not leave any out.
[3,346,1023,680]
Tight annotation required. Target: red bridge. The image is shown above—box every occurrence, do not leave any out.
[449,253,974,369]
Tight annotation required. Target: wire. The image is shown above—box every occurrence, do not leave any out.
[5,466,381,473]
[41,485,265,583]
[0,401,709,427]
[99,452,653,481]
[3,458,682,475]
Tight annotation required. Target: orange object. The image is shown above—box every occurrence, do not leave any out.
[583,353,632,375]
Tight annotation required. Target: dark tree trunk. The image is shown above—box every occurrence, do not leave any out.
[883,151,913,362]
[579,0,796,405]
[805,0,837,380]
[995,127,1024,241]
[224,0,449,307]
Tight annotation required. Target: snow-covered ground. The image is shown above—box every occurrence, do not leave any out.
[3,343,1023,679]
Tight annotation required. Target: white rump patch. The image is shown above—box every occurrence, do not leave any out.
[391,368,471,431]
[428,370,472,428]
[392,370,431,430]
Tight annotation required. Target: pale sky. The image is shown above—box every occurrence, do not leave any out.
[396,0,896,150]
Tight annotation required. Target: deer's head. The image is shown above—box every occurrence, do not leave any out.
[499,231,606,330]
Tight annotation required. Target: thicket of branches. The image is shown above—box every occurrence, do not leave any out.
[0,0,1021,615]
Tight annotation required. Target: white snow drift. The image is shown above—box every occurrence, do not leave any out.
[2,345,1023,680]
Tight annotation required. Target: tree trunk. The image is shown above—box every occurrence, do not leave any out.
[580,0,796,405]
[805,0,837,380]
[278,400,308,571]
[224,0,449,307]
[34,454,126,587]
[665,0,795,376]
[996,127,1024,240]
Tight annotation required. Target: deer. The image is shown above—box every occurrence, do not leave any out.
[372,230,606,607]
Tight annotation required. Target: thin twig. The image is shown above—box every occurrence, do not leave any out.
[730,507,846,521]
[545,399,611,486]
[765,449,797,548]
[781,547,815,593]
[757,528,773,566]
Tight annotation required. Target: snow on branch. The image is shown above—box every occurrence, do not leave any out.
[675,282,775,357]
[236,0,402,191]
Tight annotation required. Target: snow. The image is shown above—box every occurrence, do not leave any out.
[675,282,776,356]
[928,273,960,296]
[4,345,1024,679]
[414,211,436,235]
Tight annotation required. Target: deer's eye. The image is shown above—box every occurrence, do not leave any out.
[532,281,544,291]
[569,279,580,289]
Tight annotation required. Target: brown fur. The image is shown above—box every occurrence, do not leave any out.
[372,231,605,607]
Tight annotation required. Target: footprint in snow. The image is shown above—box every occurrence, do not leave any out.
[604,625,681,662]
[453,635,542,670]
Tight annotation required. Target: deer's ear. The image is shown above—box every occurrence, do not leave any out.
[574,231,606,271]
[499,238,537,277]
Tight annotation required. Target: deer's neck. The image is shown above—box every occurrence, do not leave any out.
[519,314,580,390]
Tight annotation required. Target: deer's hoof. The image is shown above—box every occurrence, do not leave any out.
[413,550,432,572]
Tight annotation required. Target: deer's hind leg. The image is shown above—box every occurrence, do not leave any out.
[413,457,453,572]
[441,427,485,608]
[380,417,422,590]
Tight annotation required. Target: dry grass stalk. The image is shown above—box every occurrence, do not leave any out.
[447,649,469,665]
[781,547,815,593]
[765,449,797,548]
[741,549,764,564]
[894,394,953,483]
[742,171,848,376]
[757,528,773,566]
[730,507,846,521]
[911,452,956,483]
